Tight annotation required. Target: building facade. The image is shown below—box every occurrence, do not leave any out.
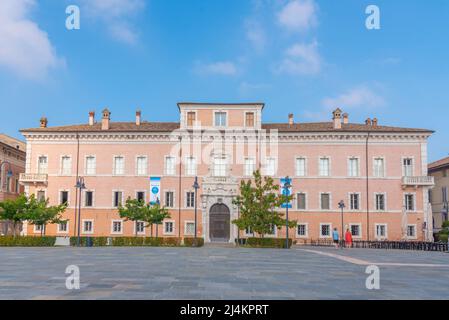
[19,103,435,242]
[428,157,449,233]
[0,134,26,235]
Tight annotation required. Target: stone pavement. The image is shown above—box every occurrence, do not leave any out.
[0,246,448,300]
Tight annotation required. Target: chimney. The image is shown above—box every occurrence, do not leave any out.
[332,108,342,129]
[89,111,95,126]
[136,110,142,126]
[343,113,349,124]
[372,118,378,127]
[40,117,48,128]
[101,108,111,130]
[365,118,372,126]
[288,113,294,126]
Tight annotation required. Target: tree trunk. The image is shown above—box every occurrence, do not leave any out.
[12,221,16,238]
[150,224,153,237]
[156,224,158,238]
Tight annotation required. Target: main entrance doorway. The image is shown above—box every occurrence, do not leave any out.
[209,203,230,242]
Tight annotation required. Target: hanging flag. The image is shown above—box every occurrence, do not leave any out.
[280,177,292,209]
[150,177,161,205]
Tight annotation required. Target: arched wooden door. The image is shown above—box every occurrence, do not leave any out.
[209,203,230,242]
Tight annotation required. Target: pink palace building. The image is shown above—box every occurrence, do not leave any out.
[19,103,435,242]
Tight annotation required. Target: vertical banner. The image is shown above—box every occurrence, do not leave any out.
[150,177,161,205]
[280,177,292,209]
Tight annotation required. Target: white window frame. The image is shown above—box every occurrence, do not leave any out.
[82,219,94,234]
[213,156,227,177]
[318,157,331,177]
[319,223,332,239]
[348,192,361,211]
[185,191,195,208]
[163,220,175,235]
[373,157,386,178]
[57,221,69,234]
[244,111,256,128]
[320,192,332,211]
[265,224,278,238]
[213,110,228,127]
[83,190,95,208]
[164,190,175,208]
[33,224,45,234]
[244,226,254,237]
[112,190,124,208]
[184,221,195,236]
[404,192,417,212]
[402,157,414,177]
[135,190,146,203]
[85,155,97,176]
[295,157,307,177]
[165,156,176,176]
[263,157,277,176]
[244,157,256,177]
[185,156,197,176]
[113,155,125,176]
[374,192,387,211]
[134,221,146,235]
[37,155,48,174]
[347,157,360,177]
[36,189,47,202]
[349,223,362,239]
[296,192,307,211]
[406,224,417,240]
[296,223,309,238]
[58,189,70,206]
[60,155,72,176]
[375,223,388,240]
[135,155,148,176]
[185,110,198,127]
[111,220,123,235]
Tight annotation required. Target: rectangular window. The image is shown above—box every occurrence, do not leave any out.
[136,221,145,234]
[34,224,44,233]
[245,112,255,127]
[320,193,330,210]
[112,221,122,233]
[60,191,69,205]
[164,221,174,234]
[375,194,385,211]
[58,222,68,233]
[407,225,416,238]
[297,193,306,210]
[6,177,10,192]
[319,158,330,176]
[38,156,48,174]
[214,157,227,177]
[264,157,276,176]
[442,187,448,204]
[185,222,195,236]
[350,193,360,210]
[85,191,93,207]
[376,224,387,238]
[403,158,413,177]
[297,224,307,237]
[136,156,148,176]
[267,224,276,236]
[373,158,385,177]
[348,158,359,177]
[37,190,46,202]
[244,158,255,177]
[165,191,174,208]
[165,156,176,175]
[113,191,123,207]
[186,192,195,208]
[245,226,253,236]
[187,112,196,126]
[405,194,415,211]
[350,225,360,237]
[296,158,306,177]
[83,220,93,233]
[113,156,125,175]
[320,224,331,237]
[185,157,197,176]
[85,156,96,175]
[136,191,145,203]
[61,156,72,175]
[215,112,227,127]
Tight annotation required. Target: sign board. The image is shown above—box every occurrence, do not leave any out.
[150,177,161,205]
[280,177,292,209]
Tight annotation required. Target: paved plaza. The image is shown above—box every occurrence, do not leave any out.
[0,246,448,300]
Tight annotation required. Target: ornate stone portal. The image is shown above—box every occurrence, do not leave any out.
[201,176,239,243]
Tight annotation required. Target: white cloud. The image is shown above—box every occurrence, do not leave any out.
[194,61,238,76]
[239,82,271,95]
[277,41,321,75]
[278,0,317,32]
[322,86,386,110]
[82,0,145,44]
[245,20,266,53]
[0,0,63,80]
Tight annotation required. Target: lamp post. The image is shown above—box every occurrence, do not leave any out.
[192,176,200,240]
[75,177,86,247]
[283,177,292,249]
[0,161,13,192]
[338,200,345,244]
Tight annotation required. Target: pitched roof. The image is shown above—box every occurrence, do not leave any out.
[428,156,449,171]
[20,121,433,134]
[0,133,26,152]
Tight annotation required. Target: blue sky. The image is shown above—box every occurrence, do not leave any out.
[0,0,448,161]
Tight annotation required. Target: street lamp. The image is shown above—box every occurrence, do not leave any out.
[283,176,292,249]
[192,176,200,240]
[338,200,345,243]
[75,177,86,247]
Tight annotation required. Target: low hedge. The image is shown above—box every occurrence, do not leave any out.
[438,234,448,243]
[0,236,56,247]
[70,236,183,247]
[70,237,109,247]
[184,237,205,247]
[246,237,293,249]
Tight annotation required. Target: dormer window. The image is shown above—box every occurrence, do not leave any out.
[187,112,196,126]
[214,112,227,127]
[245,112,255,127]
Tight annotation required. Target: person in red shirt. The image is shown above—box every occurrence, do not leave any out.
[345,228,353,248]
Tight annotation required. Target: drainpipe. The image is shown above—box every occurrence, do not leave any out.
[178,135,182,239]
[365,132,371,241]
[73,132,80,237]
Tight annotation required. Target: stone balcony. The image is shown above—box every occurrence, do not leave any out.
[401,176,434,188]
[19,173,48,186]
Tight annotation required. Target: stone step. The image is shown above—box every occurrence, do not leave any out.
[204,242,236,248]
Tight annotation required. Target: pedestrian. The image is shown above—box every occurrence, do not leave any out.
[345,228,353,248]
[332,227,340,248]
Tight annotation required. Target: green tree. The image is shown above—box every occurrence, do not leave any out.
[232,170,296,238]
[146,204,170,238]
[118,198,146,237]
[25,195,67,236]
[0,194,28,237]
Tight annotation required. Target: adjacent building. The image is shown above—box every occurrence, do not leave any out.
[428,157,449,233]
[19,103,435,242]
[0,133,26,235]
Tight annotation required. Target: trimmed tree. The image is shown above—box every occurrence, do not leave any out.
[146,204,170,238]
[25,195,67,236]
[232,170,296,238]
[119,198,146,237]
[0,194,28,237]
